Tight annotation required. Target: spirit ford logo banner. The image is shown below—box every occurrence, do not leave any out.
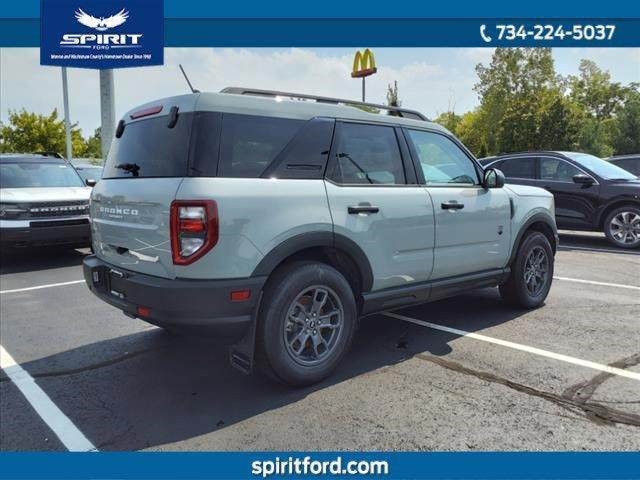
[40,0,163,69]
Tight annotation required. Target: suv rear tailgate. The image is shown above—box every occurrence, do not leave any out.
[91,179,183,278]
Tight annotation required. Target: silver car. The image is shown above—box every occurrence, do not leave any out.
[83,88,558,386]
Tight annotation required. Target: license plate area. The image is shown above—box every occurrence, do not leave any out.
[108,268,128,300]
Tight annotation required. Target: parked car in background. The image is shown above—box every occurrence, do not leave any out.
[608,154,640,177]
[73,163,104,185]
[0,153,92,249]
[480,151,640,249]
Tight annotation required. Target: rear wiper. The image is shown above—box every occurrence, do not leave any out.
[115,163,140,177]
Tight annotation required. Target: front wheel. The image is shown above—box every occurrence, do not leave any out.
[604,206,640,249]
[500,231,554,309]
[256,262,357,386]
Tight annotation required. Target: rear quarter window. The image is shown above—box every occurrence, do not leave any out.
[218,114,305,178]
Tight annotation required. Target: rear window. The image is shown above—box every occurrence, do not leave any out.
[102,114,192,179]
[218,114,305,178]
[499,157,537,179]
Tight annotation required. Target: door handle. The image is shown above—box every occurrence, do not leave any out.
[441,202,464,210]
[348,204,380,214]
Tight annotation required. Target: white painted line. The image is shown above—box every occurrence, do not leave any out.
[553,276,640,291]
[558,244,639,255]
[383,312,640,382]
[0,345,96,452]
[0,279,85,295]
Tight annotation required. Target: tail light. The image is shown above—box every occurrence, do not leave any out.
[170,200,218,265]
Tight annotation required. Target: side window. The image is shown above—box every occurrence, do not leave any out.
[328,123,406,185]
[540,158,581,182]
[407,129,478,185]
[499,157,537,179]
[219,114,305,178]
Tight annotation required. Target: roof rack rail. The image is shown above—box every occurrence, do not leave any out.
[220,87,429,121]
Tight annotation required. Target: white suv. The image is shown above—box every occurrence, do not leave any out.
[0,154,92,249]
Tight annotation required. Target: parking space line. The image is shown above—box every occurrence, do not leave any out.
[553,276,640,291]
[558,245,640,255]
[382,312,640,382]
[0,280,85,295]
[0,345,97,452]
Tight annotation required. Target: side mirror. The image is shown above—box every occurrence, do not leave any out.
[572,173,594,185]
[85,179,97,187]
[483,168,505,189]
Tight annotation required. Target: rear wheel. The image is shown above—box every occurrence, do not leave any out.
[500,231,554,309]
[604,206,640,249]
[257,262,357,386]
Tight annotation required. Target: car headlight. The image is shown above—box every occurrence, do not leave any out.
[0,203,29,219]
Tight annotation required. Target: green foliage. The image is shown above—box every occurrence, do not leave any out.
[439,48,637,158]
[386,80,401,116]
[0,109,101,159]
[610,85,640,155]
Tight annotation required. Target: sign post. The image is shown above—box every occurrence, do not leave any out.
[61,67,72,161]
[351,49,377,102]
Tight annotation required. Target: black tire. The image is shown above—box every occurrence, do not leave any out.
[256,261,357,387]
[603,206,640,249]
[500,231,554,309]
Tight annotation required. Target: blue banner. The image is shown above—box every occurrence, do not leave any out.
[1,452,640,479]
[39,0,163,69]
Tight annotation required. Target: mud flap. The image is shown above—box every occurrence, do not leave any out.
[228,292,262,374]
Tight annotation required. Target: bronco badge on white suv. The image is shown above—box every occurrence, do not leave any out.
[1,153,92,249]
[83,88,558,386]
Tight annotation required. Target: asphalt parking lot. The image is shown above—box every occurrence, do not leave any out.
[1,231,639,451]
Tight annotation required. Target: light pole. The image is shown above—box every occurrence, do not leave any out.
[61,67,72,161]
[99,70,116,161]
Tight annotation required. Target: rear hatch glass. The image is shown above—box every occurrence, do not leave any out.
[102,113,192,179]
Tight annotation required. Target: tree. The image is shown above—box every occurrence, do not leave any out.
[84,127,102,160]
[474,48,560,155]
[611,85,640,155]
[386,81,401,116]
[433,111,462,134]
[568,60,625,119]
[0,109,88,157]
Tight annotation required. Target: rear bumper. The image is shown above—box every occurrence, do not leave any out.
[0,218,91,247]
[83,255,266,340]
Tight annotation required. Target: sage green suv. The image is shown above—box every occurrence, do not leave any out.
[83,88,557,386]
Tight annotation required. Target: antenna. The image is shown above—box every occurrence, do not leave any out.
[179,64,200,93]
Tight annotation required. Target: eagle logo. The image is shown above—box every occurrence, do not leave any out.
[74,8,129,31]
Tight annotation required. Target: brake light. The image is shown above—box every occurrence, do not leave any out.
[129,105,163,119]
[170,200,218,265]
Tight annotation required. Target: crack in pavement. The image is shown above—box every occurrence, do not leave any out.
[413,352,640,428]
[0,344,169,383]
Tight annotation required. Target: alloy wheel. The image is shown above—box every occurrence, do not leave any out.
[283,285,344,366]
[609,211,640,246]
[524,246,549,296]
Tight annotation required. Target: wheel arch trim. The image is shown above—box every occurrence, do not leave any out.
[252,231,374,292]
[508,213,558,266]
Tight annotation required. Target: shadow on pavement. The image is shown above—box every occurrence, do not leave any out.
[3,288,528,451]
[0,247,89,275]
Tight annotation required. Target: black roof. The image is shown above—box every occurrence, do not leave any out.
[0,153,66,163]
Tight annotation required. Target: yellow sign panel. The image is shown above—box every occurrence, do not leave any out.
[351,48,377,78]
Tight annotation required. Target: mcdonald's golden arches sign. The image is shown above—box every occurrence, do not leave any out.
[351,49,377,78]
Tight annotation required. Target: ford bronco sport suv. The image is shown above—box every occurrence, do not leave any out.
[83,88,558,386]
[1,153,92,249]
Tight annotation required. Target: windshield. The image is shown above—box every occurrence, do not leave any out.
[0,162,85,188]
[75,166,103,182]
[563,153,637,180]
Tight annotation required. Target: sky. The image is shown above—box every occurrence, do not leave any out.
[1,47,639,137]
